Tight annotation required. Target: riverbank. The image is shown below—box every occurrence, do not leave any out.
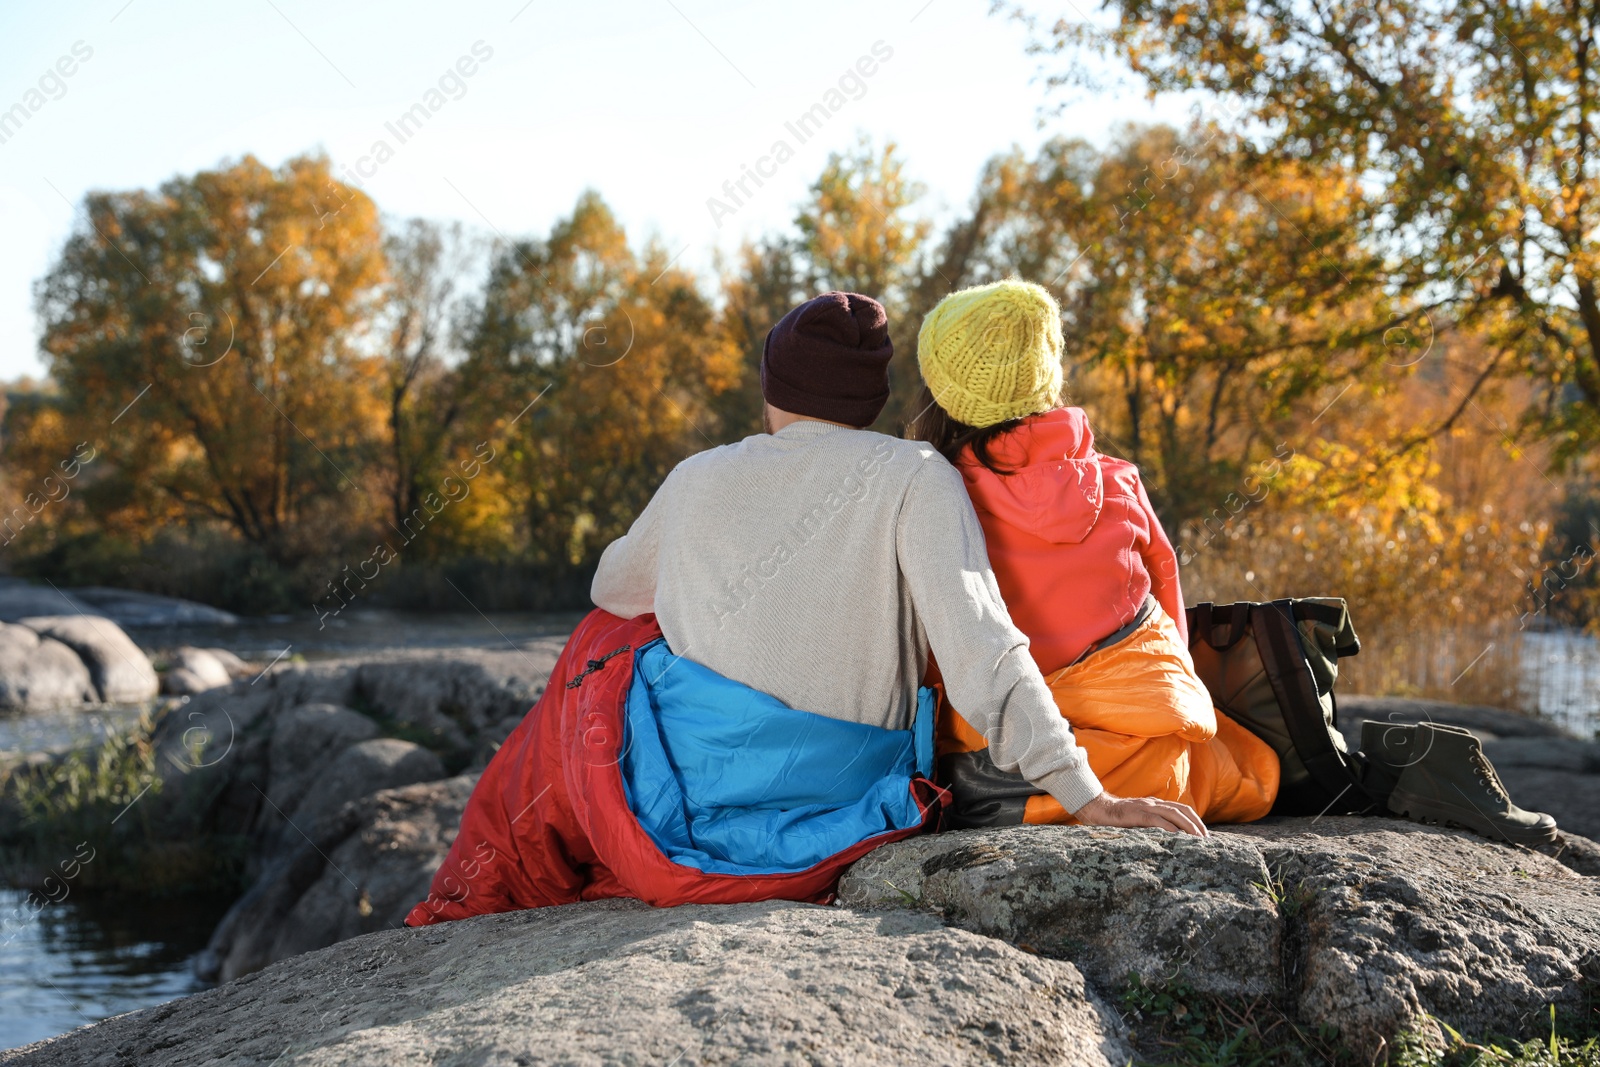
[2,617,1598,1055]
[4,817,1598,1065]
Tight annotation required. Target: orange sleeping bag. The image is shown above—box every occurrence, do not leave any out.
[938,603,1280,824]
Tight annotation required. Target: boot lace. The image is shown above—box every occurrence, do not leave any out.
[1469,747,1510,803]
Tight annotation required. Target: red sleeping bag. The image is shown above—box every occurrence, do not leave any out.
[406,609,944,925]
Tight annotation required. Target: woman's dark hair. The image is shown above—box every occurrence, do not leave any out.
[905,384,1028,475]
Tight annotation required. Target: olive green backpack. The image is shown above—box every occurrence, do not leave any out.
[1185,598,1378,816]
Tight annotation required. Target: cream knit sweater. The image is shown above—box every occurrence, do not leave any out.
[590,419,1104,813]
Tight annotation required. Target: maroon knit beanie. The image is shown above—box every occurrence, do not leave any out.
[760,291,893,427]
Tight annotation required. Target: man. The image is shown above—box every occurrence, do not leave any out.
[590,291,1203,836]
[408,292,1199,928]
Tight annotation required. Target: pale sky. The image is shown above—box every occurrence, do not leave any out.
[0,0,1195,381]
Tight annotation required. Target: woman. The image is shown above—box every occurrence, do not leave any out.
[909,279,1280,825]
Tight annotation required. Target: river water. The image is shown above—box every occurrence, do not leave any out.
[0,611,1596,1052]
[0,888,234,1050]
[1521,630,1600,739]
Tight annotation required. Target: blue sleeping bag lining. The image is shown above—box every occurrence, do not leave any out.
[620,638,934,875]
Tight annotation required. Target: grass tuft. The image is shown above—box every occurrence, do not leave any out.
[5,710,161,837]
[0,710,247,896]
[1251,868,1317,918]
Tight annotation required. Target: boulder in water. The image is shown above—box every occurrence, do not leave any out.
[198,773,475,984]
[16,615,158,703]
[160,646,237,695]
[0,622,96,711]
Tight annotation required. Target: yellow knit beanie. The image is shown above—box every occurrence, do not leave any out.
[917,279,1065,429]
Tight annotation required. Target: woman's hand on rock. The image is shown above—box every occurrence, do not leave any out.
[1074,791,1209,837]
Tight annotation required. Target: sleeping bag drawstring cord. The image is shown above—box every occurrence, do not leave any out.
[565,645,633,689]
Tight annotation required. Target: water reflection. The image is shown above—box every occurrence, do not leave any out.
[0,707,148,764]
[0,888,233,1051]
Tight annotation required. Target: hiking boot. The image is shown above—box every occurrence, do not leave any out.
[1385,722,1559,845]
[1359,720,1483,793]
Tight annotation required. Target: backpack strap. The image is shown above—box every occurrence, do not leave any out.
[1292,599,1363,659]
[1227,602,1251,649]
[1187,601,1252,652]
[1252,601,1377,810]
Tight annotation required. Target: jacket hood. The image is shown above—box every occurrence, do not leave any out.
[955,406,1105,545]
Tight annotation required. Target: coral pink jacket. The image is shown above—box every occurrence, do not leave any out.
[954,406,1186,673]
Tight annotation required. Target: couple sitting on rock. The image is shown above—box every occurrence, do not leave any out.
[409,282,1553,925]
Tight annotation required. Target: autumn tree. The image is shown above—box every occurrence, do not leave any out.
[1031,0,1600,459]
[1181,336,1558,704]
[459,191,739,575]
[795,138,930,304]
[896,124,1397,524]
[1060,126,1399,521]
[715,239,809,440]
[794,139,933,430]
[379,218,482,541]
[32,154,388,559]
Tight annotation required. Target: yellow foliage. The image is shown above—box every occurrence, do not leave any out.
[1179,336,1561,706]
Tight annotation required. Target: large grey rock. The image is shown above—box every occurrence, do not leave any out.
[1339,695,1572,741]
[1234,819,1600,1049]
[846,819,1600,1053]
[159,666,212,696]
[47,651,1592,1059]
[150,644,563,780]
[0,579,237,628]
[0,622,96,710]
[200,646,251,677]
[1479,736,1600,773]
[5,901,1131,1067]
[347,648,560,762]
[134,647,557,921]
[16,614,158,703]
[263,704,382,819]
[200,773,475,984]
[1552,831,1600,877]
[277,738,445,847]
[839,824,1281,997]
